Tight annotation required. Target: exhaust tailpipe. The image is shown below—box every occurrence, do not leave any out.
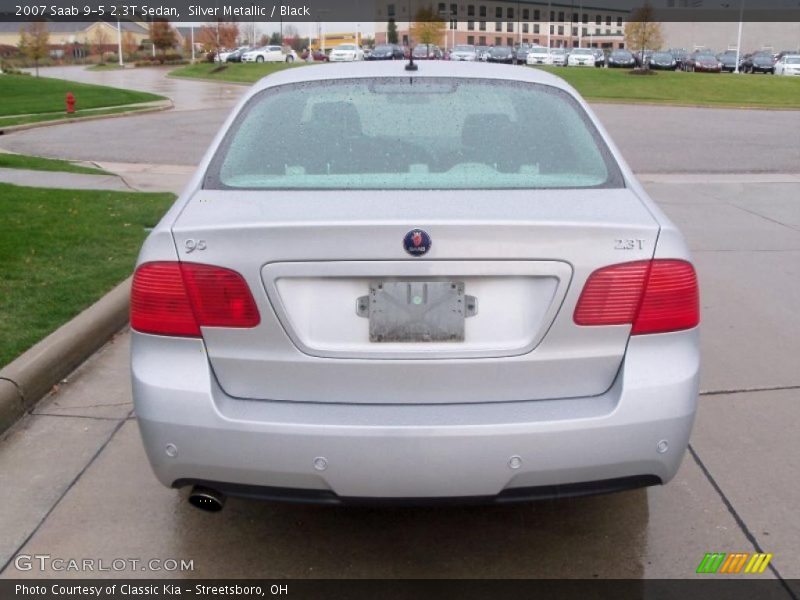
[188,485,226,512]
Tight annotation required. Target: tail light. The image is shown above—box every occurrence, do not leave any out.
[131,262,260,337]
[574,259,699,335]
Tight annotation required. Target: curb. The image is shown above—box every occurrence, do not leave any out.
[0,277,131,435]
[0,100,173,135]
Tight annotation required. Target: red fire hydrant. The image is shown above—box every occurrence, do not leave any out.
[65,92,76,114]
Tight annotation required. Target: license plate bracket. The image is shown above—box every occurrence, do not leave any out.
[356,281,477,343]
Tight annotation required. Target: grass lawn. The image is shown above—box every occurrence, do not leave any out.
[0,153,109,175]
[0,73,165,126]
[0,183,174,368]
[532,66,800,109]
[169,61,307,84]
[86,63,125,71]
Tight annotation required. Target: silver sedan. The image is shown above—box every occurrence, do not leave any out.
[131,62,700,510]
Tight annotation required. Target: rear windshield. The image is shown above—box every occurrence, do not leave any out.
[205,77,623,191]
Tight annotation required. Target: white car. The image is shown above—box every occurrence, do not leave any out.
[549,48,569,66]
[242,45,297,63]
[329,44,364,62]
[568,48,596,67]
[449,44,477,61]
[775,54,800,76]
[526,46,551,65]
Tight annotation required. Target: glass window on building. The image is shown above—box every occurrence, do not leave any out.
[467,35,474,43]
[479,35,486,44]
[467,4,474,16]
[523,23,529,33]
[495,21,501,31]
[495,6,502,17]
[479,20,486,30]
[534,24,539,33]
[596,14,601,25]
[522,8,529,20]
[534,10,540,20]
[479,5,486,17]
[387,3,395,17]
[507,21,513,32]
[468,19,475,30]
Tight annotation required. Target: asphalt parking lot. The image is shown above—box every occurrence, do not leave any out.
[0,67,798,584]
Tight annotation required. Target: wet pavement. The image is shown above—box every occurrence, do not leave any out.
[1,65,799,174]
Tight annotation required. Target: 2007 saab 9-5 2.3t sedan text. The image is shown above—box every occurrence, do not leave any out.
[130,61,700,511]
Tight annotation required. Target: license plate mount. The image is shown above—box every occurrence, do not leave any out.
[356,281,477,343]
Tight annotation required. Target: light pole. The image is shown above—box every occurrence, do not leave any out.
[734,0,745,73]
[116,19,123,66]
[190,25,195,62]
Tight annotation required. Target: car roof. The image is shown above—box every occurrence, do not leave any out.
[249,61,575,94]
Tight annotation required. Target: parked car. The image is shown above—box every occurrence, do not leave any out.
[329,44,365,62]
[131,61,700,510]
[486,46,514,64]
[607,49,635,68]
[411,44,443,60]
[742,52,775,74]
[366,43,404,60]
[775,54,800,76]
[242,46,297,63]
[449,44,478,62]
[300,49,329,62]
[716,52,740,72]
[224,47,252,63]
[512,43,532,65]
[548,48,569,66]
[567,48,595,67]
[683,52,722,73]
[475,45,491,61]
[592,48,606,67]
[647,51,678,71]
[215,48,236,62]
[669,48,690,70]
[526,46,551,66]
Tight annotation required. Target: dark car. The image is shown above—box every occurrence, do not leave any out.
[412,44,443,60]
[512,43,532,65]
[743,52,775,74]
[487,46,514,64]
[683,52,722,73]
[717,52,740,72]
[224,47,252,63]
[648,52,678,70]
[300,49,329,62]
[592,48,605,67]
[366,43,404,60]
[607,49,635,68]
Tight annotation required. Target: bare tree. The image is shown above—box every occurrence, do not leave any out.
[92,25,110,60]
[624,2,664,70]
[18,21,49,76]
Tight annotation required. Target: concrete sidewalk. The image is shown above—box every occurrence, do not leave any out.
[0,180,798,582]
[0,163,193,195]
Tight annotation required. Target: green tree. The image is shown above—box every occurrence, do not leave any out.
[387,19,399,44]
[18,21,49,77]
[269,32,282,45]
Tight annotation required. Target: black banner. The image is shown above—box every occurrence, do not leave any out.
[2,580,800,600]
[1,0,800,23]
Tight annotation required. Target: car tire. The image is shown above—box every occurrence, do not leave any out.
[256,56,264,63]
[286,56,294,63]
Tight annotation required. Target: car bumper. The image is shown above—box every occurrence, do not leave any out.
[133,328,699,502]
